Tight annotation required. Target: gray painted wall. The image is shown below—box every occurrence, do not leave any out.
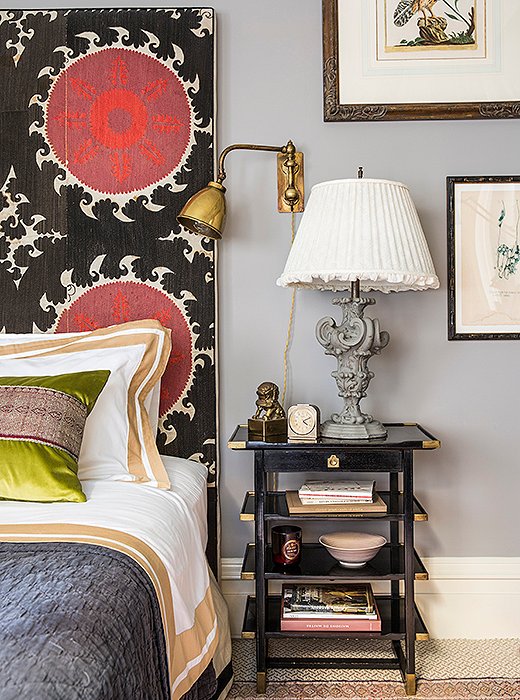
[4,1,520,558]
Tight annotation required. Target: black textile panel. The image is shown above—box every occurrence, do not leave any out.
[0,9,217,481]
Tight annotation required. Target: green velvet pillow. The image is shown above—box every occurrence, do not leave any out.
[0,370,110,503]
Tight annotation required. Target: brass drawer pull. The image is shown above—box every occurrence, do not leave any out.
[327,454,340,469]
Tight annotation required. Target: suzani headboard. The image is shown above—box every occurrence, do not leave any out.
[0,9,219,572]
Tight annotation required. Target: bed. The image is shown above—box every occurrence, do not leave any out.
[0,8,229,698]
[0,322,232,699]
[0,457,232,700]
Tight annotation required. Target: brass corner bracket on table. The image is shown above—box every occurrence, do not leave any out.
[239,491,255,521]
[422,439,441,449]
[403,423,441,449]
[228,425,247,450]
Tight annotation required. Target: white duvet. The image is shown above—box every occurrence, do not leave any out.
[0,456,210,636]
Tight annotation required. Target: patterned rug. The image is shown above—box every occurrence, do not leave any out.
[230,638,520,699]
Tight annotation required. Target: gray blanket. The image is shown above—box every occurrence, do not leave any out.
[0,541,215,700]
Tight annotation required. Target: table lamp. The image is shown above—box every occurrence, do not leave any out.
[277,174,439,440]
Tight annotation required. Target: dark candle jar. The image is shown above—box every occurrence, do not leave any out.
[271,525,302,566]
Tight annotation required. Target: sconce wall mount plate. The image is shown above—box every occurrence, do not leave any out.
[277,150,304,214]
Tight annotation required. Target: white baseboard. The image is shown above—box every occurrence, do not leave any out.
[220,557,520,639]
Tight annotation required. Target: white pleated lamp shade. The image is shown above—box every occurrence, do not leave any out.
[277,178,440,293]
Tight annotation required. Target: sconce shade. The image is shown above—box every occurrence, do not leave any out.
[177,181,226,239]
[277,178,439,293]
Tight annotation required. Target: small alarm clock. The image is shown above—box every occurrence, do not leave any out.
[287,404,320,443]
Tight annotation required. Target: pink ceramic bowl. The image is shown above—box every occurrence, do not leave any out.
[319,532,387,568]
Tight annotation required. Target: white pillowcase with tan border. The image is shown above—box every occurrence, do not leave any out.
[0,320,171,489]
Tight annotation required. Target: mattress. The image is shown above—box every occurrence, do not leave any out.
[0,456,231,700]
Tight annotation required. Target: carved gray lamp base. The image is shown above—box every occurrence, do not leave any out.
[321,417,387,440]
[316,295,390,441]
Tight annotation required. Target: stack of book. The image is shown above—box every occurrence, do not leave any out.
[280,584,381,632]
[298,480,375,505]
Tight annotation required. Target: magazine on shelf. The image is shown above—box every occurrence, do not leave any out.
[282,584,376,618]
[298,480,375,501]
[280,596,382,632]
[299,496,373,504]
[286,491,387,515]
[280,617,382,632]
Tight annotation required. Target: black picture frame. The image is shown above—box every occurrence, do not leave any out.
[448,175,520,340]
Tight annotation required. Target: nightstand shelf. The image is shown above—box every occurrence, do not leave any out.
[240,543,428,581]
[242,595,430,641]
[239,491,428,522]
[228,423,440,451]
[229,422,440,696]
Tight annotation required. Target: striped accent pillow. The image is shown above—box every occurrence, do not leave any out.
[0,371,110,502]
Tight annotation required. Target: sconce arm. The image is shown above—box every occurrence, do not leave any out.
[216,142,289,183]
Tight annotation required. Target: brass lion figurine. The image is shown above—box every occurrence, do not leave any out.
[252,381,286,421]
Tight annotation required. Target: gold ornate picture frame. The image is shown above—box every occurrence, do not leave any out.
[323,0,520,122]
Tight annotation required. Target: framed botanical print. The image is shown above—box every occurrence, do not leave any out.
[448,176,520,340]
[323,0,520,121]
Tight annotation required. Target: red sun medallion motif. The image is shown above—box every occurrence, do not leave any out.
[46,49,191,194]
[56,282,193,417]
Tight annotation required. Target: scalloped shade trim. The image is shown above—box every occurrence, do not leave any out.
[277,178,440,293]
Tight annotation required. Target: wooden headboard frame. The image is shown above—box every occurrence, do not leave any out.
[0,8,219,574]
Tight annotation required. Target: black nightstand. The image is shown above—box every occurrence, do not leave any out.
[228,423,440,696]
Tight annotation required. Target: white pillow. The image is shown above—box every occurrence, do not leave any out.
[0,321,171,488]
[0,333,162,434]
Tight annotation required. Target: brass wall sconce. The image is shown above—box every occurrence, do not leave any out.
[177,140,304,239]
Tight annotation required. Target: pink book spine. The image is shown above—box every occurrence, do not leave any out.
[280,617,382,632]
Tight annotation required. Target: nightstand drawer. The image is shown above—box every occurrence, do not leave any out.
[262,449,402,472]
